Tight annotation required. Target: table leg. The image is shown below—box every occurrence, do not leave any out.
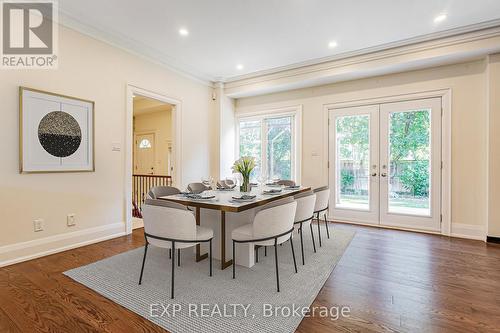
[195,207,208,262]
[220,211,233,270]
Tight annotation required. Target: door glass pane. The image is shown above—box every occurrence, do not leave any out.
[239,120,261,181]
[139,139,152,149]
[335,115,370,210]
[388,109,431,216]
[266,116,292,180]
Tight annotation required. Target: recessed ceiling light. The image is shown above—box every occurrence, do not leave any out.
[434,14,447,23]
[179,28,189,36]
[236,64,244,70]
[328,41,338,49]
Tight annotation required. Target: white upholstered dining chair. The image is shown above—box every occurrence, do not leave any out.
[313,186,331,247]
[146,187,194,215]
[293,190,317,265]
[139,199,214,299]
[187,182,210,194]
[147,186,180,199]
[231,198,298,292]
[277,179,296,187]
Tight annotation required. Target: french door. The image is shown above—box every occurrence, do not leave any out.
[329,97,442,232]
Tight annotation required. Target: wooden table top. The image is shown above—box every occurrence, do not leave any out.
[159,186,311,212]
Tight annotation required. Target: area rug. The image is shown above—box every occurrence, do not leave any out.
[64,226,354,333]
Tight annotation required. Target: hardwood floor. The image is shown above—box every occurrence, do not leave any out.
[1,223,500,333]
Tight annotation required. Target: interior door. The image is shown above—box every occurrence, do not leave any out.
[329,105,380,225]
[134,133,155,174]
[379,98,442,231]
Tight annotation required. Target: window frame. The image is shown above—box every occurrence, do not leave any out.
[235,105,302,184]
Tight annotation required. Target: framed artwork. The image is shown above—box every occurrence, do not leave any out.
[19,87,95,173]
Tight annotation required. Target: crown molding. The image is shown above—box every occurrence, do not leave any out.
[225,19,500,85]
[224,25,500,97]
[56,8,500,91]
[58,9,215,87]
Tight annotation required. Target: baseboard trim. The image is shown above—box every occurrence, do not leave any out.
[330,218,486,241]
[330,218,442,236]
[0,222,126,267]
[451,223,486,241]
[132,217,144,230]
[487,236,500,244]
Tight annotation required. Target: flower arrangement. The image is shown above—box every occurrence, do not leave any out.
[231,156,255,192]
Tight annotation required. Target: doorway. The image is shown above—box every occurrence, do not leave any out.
[328,97,442,232]
[133,95,174,177]
[131,95,175,219]
[125,85,182,234]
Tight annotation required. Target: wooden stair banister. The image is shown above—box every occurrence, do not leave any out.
[132,174,172,218]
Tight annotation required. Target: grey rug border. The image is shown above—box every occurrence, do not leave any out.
[63,228,356,333]
[286,229,355,332]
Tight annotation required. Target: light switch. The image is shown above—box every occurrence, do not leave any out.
[67,214,76,227]
[34,219,44,232]
[112,142,121,152]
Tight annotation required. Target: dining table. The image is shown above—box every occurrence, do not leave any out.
[159,186,311,270]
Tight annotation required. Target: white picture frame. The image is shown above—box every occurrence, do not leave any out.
[20,87,95,173]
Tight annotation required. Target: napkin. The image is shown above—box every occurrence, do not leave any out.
[217,180,236,189]
[264,189,282,194]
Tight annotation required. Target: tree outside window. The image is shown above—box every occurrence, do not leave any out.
[238,115,294,182]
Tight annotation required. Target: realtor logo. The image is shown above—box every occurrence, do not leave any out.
[1,0,58,68]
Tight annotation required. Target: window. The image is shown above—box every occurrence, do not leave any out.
[139,139,152,148]
[239,119,262,179]
[237,108,301,183]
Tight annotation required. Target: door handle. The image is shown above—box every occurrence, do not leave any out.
[381,164,387,177]
[371,173,377,177]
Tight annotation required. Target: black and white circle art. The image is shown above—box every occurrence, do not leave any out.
[38,111,82,158]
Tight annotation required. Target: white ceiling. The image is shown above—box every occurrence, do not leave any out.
[133,96,172,116]
[59,0,500,83]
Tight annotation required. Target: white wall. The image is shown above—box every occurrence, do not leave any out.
[236,60,490,239]
[0,25,215,266]
[218,86,236,179]
[487,54,500,237]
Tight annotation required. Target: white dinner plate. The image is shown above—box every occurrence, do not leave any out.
[187,196,216,201]
[231,198,256,203]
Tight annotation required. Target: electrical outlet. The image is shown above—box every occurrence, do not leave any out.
[67,214,76,227]
[34,219,44,232]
